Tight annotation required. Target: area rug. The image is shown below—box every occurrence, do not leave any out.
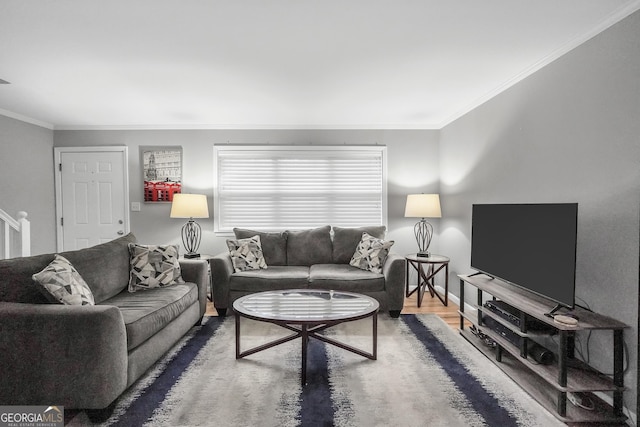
[67,314,564,426]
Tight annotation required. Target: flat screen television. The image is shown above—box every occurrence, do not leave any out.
[471,203,578,311]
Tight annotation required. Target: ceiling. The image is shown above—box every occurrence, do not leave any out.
[1,1,639,130]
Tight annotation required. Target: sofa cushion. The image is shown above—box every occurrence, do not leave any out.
[286,225,332,266]
[229,266,310,292]
[234,228,288,266]
[309,264,385,292]
[332,226,386,264]
[349,232,394,273]
[32,254,95,306]
[0,253,57,303]
[128,243,185,292]
[226,235,268,272]
[0,233,136,304]
[62,233,137,303]
[102,282,198,350]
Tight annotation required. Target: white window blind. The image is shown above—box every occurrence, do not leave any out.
[213,146,387,233]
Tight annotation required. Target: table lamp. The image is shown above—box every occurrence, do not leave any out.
[170,193,209,258]
[404,193,441,257]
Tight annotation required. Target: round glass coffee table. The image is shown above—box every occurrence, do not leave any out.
[233,289,379,385]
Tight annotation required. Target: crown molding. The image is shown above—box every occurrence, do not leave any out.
[0,109,54,130]
[53,123,438,131]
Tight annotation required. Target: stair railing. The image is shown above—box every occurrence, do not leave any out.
[0,209,30,259]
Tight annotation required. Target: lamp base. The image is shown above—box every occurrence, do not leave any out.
[184,253,201,259]
[181,219,202,259]
[414,219,434,258]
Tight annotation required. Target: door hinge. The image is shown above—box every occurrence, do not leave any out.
[59,163,62,172]
[60,217,64,226]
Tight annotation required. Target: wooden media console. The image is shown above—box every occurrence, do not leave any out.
[458,273,629,424]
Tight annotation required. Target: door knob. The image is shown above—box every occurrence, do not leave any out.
[117,230,124,235]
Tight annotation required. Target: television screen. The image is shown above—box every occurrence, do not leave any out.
[471,203,578,308]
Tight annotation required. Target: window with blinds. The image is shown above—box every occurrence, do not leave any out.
[213,146,387,233]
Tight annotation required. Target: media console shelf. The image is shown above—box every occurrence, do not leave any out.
[458,273,629,424]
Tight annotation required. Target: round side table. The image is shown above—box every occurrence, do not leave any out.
[405,254,450,307]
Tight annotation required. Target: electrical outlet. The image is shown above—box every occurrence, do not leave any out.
[131,202,141,212]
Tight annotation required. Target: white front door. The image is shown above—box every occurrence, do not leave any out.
[55,147,130,251]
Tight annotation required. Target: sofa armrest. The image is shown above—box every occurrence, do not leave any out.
[382,253,406,312]
[179,259,209,319]
[0,302,127,409]
[210,252,234,313]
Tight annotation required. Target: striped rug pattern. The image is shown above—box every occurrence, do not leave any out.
[68,314,563,426]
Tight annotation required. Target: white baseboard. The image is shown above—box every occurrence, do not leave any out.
[433,284,477,317]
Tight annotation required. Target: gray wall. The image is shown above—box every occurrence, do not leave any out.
[2,8,638,416]
[53,129,440,256]
[0,115,56,255]
[439,10,639,415]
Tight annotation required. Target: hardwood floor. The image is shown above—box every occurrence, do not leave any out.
[205,292,464,329]
[399,291,462,328]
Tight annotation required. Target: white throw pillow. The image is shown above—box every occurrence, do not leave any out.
[349,232,394,274]
[227,235,268,273]
[128,243,185,292]
[32,254,95,305]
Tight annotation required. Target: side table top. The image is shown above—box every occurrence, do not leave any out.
[405,254,450,263]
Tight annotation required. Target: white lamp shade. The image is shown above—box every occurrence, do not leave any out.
[170,194,209,218]
[404,194,442,218]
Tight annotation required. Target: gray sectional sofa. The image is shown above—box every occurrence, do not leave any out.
[212,225,406,317]
[0,233,208,418]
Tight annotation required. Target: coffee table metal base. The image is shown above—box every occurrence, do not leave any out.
[235,313,377,385]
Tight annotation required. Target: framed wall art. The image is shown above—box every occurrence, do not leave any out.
[141,146,182,203]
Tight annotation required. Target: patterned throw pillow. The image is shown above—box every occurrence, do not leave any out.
[349,232,395,274]
[32,254,95,305]
[226,235,268,273]
[128,243,185,292]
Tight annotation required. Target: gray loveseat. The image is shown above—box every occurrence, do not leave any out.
[0,233,208,418]
[212,226,405,317]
